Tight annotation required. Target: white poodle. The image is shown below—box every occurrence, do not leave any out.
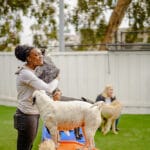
[32,90,104,150]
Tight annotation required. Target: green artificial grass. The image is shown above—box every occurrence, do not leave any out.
[0,105,150,150]
[95,114,150,150]
[0,106,42,150]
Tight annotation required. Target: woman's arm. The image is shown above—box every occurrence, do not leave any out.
[111,96,116,102]
[20,69,58,93]
[96,94,105,102]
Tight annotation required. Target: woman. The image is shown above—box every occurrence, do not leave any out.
[96,85,120,131]
[14,45,59,150]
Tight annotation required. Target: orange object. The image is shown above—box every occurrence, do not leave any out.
[57,141,97,150]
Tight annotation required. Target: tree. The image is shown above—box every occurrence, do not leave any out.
[0,0,31,51]
[0,0,57,51]
[70,0,150,50]
[100,0,132,50]
[124,0,150,43]
[100,0,150,49]
[68,0,112,50]
[0,0,149,51]
[30,0,57,47]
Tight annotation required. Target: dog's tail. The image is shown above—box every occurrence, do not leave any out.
[91,101,104,110]
[81,97,94,104]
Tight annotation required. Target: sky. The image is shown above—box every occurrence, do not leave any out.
[20,0,129,45]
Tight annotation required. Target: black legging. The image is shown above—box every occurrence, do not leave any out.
[14,109,40,150]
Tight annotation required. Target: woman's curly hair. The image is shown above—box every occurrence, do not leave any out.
[15,45,34,62]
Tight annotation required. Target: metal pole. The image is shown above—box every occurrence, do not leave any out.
[59,0,65,51]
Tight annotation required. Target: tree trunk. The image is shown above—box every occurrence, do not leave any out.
[99,0,132,50]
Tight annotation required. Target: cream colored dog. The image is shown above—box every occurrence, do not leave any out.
[32,90,104,150]
[39,140,55,150]
[101,100,122,135]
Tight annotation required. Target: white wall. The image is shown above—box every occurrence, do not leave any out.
[0,51,150,114]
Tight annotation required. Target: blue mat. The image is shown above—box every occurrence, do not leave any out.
[42,126,85,143]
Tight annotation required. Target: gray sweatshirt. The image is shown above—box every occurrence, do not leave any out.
[15,66,58,114]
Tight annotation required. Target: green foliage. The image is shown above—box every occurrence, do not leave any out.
[0,0,31,51]
[147,37,150,43]
[80,28,95,44]
[69,0,129,50]
[74,19,107,51]
[128,0,150,30]
[0,0,149,51]
[96,19,108,41]
[124,29,150,43]
[78,0,88,12]
[69,0,150,50]
[71,0,106,30]
[30,0,57,47]
[0,0,57,51]
[125,32,138,43]
[69,0,109,50]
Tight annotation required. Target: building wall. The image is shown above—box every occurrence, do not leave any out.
[0,51,150,114]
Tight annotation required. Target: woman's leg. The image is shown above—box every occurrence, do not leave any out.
[14,110,39,150]
[115,118,120,131]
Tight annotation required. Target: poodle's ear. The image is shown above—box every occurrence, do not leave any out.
[32,96,36,105]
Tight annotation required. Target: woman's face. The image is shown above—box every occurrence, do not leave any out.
[27,48,43,67]
[107,87,113,98]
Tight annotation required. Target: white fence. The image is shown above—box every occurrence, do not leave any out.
[0,51,150,114]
